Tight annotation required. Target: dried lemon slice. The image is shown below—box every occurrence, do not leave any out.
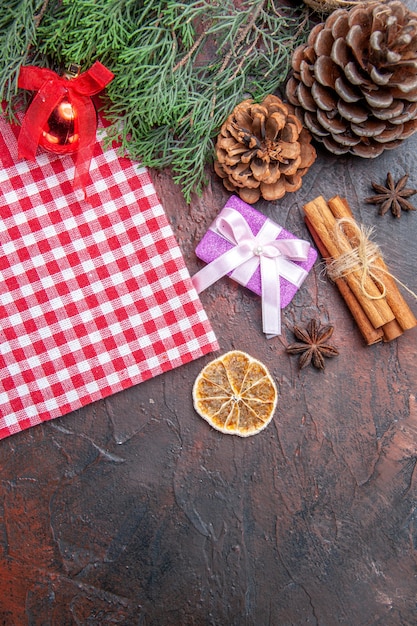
[192,350,278,437]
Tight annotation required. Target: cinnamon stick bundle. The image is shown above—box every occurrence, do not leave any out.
[305,215,384,345]
[303,195,417,344]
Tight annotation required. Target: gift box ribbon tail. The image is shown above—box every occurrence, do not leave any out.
[192,207,311,337]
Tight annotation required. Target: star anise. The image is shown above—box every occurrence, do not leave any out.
[286,319,339,370]
[365,172,417,218]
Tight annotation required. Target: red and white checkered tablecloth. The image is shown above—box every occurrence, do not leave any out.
[0,116,218,440]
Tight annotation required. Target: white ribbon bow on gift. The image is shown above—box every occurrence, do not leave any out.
[192,207,311,337]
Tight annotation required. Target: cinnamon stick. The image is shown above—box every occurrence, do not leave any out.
[328,196,417,333]
[381,319,404,342]
[303,196,395,329]
[375,264,417,331]
[305,216,384,345]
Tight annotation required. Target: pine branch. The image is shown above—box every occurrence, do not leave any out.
[0,0,50,108]
[0,0,311,202]
[104,0,310,201]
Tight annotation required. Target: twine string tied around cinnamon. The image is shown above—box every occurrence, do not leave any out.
[326,218,417,301]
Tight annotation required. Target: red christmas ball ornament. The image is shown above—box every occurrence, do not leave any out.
[39,97,80,154]
[17,62,114,195]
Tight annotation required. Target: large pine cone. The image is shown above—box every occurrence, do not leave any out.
[286,1,417,157]
[214,95,316,204]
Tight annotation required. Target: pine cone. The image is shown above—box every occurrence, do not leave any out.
[214,95,316,204]
[286,0,417,158]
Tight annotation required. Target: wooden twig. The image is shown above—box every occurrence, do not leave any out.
[173,31,206,72]
[34,0,50,27]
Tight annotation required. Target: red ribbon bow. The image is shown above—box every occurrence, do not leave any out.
[18,61,114,197]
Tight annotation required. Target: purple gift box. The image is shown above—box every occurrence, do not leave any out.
[194,195,317,308]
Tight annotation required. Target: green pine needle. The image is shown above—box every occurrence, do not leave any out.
[0,0,49,108]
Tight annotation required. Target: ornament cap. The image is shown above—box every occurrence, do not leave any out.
[64,63,81,80]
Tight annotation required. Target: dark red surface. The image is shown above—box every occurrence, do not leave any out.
[1,139,417,624]
[2,80,417,626]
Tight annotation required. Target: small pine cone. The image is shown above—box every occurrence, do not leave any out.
[286,0,417,158]
[214,95,316,204]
